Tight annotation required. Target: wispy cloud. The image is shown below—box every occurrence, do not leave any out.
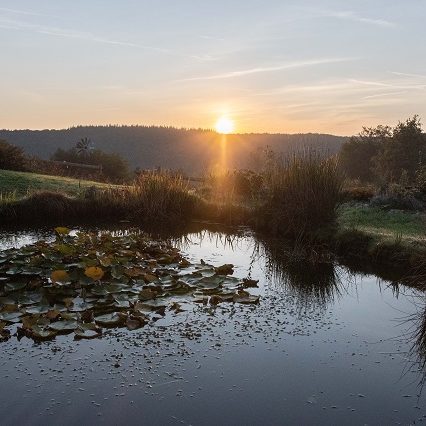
[322,10,396,28]
[363,91,407,99]
[0,17,210,61]
[390,71,426,79]
[180,57,356,81]
[350,78,426,90]
[0,7,55,17]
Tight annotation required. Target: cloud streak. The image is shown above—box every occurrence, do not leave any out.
[180,57,357,81]
[0,7,55,17]
[322,11,396,27]
[0,17,210,61]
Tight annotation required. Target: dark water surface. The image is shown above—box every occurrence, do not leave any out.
[0,228,426,425]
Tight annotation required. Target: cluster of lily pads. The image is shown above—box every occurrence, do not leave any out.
[0,228,259,342]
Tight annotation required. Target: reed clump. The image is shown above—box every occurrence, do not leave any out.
[257,151,344,237]
[129,172,198,223]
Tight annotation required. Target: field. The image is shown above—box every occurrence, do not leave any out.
[0,169,114,197]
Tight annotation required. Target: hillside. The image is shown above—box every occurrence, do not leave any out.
[0,126,347,174]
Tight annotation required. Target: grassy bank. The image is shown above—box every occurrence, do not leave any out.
[338,203,426,242]
[0,169,114,197]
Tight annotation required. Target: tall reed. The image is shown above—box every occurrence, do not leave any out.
[130,171,197,223]
[258,151,343,237]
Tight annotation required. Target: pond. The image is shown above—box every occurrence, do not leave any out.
[0,226,425,425]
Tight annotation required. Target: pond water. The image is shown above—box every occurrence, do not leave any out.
[0,227,426,425]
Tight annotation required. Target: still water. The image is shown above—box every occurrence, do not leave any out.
[0,227,425,425]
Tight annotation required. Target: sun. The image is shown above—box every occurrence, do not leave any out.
[215,116,235,134]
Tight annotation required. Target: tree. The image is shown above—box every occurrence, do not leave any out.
[0,140,28,171]
[372,116,425,184]
[51,143,130,183]
[339,125,391,182]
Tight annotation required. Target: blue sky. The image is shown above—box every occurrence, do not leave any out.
[1,0,425,134]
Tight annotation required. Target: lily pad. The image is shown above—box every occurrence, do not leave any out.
[95,312,126,327]
[74,323,102,339]
[0,311,23,323]
[49,320,78,332]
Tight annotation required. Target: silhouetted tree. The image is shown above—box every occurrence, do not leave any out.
[372,116,425,184]
[0,139,27,171]
[339,125,390,182]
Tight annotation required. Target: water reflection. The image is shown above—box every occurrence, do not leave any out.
[254,237,344,307]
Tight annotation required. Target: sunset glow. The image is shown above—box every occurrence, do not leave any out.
[215,117,235,134]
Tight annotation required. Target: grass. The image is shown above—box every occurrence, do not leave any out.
[129,172,198,223]
[0,170,198,227]
[0,169,114,197]
[257,152,343,237]
[338,202,426,242]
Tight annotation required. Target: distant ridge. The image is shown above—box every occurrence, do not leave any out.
[0,125,347,174]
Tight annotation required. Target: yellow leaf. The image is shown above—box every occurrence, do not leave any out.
[54,227,70,236]
[84,266,104,281]
[51,269,70,283]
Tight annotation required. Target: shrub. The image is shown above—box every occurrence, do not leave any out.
[341,180,375,202]
[370,183,425,211]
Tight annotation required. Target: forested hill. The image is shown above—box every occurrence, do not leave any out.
[0,126,347,174]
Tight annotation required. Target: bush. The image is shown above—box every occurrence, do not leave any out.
[0,140,28,171]
[259,151,343,237]
[370,184,425,211]
[341,181,375,202]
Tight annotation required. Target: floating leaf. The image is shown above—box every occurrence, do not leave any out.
[54,227,70,236]
[233,292,260,304]
[126,315,147,330]
[55,244,76,256]
[84,266,104,281]
[49,320,78,332]
[242,278,259,288]
[51,270,70,283]
[215,264,234,275]
[142,273,158,283]
[95,312,126,327]
[124,267,144,278]
[21,324,57,340]
[0,311,23,323]
[139,288,156,301]
[25,305,51,314]
[5,281,27,292]
[196,276,224,291]
[74,323,102,339]
[5,267,21,275]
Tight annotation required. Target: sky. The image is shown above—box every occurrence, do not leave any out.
[0,0,425,135]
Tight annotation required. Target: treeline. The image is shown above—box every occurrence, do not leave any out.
[0,125,346,175]
[340,116,425,188]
